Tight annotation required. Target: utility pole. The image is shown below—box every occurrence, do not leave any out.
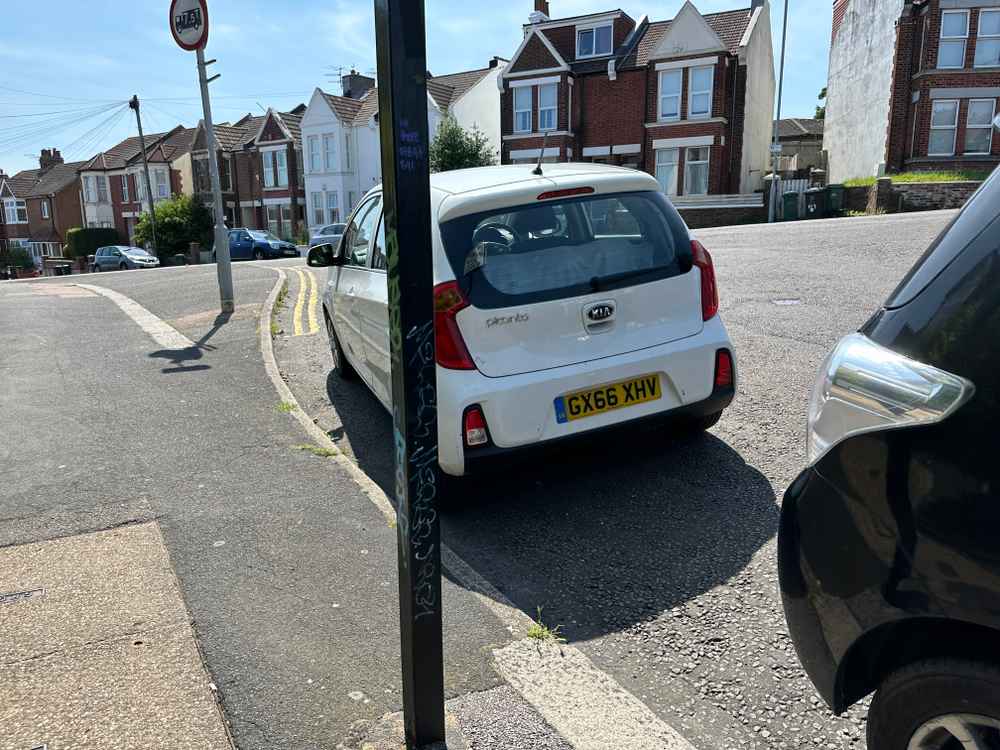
[768,0,790,223]
[374,0,446,748]
[129,96,158,251]
[196,48,234,312]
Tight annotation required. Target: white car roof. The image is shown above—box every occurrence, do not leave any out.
[360,163,661,225]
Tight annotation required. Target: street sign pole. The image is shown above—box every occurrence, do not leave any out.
[768,0,790,223]
[373,1,446,748]
[196,46,234,314]
[170,0,233,313]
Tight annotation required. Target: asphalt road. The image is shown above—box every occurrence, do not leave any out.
[274,209,958,750]
[0,261,512,749]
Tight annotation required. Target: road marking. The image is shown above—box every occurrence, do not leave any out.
[292,268,307,336]
[306,269,320,335]
[75,283,194,350]
[257,269,702,750]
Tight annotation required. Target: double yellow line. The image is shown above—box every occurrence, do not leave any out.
[291,268,320,336]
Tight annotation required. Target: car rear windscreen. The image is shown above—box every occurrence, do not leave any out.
[439,191,691,309]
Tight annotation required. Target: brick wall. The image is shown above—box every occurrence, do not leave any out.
[577,69,645,150]
[677,204,767,229]
[509,33,559,73]
[894,180,982,210]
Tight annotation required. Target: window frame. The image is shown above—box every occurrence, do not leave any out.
[155,168,169,199]
[323,134,336,171]
[275,150,288,187]
[929,99,960,156]
[654,148,679,196]
[688,65,715,120]
[344,132,352,170]
[538,83,557,131]
[576,23,613,59]
[41,200,49,219]
[964,98,996,155]
[342,195,382,268]
[312,191,325,225]
[938,10,969,69]
[326,191,339,223]
[684,147,710,196]
[514,86,533,133]
[308,135,321,172]
[96,175,109,203]
[975,9,1000,68]
[121,174,130,203]
[658,69,682,122]
[262,151,276,188]
[83,176,96,203]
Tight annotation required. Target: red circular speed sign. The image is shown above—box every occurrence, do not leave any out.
[170,0,209,51]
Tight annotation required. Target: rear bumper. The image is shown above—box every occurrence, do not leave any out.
[436,315,735,476]
[463,386,733,475]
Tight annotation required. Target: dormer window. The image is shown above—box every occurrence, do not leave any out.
[577,23,612,58]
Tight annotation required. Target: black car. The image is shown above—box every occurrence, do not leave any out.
[779,167,1000,750]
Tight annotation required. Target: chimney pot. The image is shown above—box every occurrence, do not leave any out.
[39,147,64,171]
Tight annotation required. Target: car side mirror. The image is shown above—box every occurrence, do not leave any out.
[308,245,343,267]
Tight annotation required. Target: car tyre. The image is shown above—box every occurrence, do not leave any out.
[119,262,128,271]
[254,249,265,261]
[687,410,723,432]
[91,265,99,273]
[867,659,1000,750]
[326,314,358,381]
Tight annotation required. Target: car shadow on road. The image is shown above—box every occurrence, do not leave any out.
[326,371,778,643]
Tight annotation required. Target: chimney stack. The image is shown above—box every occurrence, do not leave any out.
[341,69,376,100]
[39,148,64,172]
[530,0,550,23]
[750,0,765,10]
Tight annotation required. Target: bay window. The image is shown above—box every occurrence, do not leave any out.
[3,199,27,223]
[655,148,679,195]
[975,10,1000,67]
[965,99,995,154]
[96,175,108,203]
[155,169,169,199]
[577,23,612,58]
[684,147,710,195]
[514,86,532,133]
[308,135,321,172]
[538,83,557,131]
[929,99,959,155]
[658,70,682,121]
[689,66,714,119]
[938,10,968,69]
[262,151,276,188]
[84,176,96,203]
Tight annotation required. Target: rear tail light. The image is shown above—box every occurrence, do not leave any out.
[537,186,595,201]
[463,406,490,447]
[434,281,476,370]
[714,349,734,389]
[691,240,719,321]
[807,333,974,464]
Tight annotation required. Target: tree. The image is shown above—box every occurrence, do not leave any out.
[133,193,214,258]
[429,117,497,173]
[815,87,827,121]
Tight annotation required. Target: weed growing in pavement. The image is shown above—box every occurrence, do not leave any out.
[292,443,338,458]
[276,401,297,413]
[270,321,281,336]
[276,280,289,308]
[527,607,566,643]
[270,280,289,338]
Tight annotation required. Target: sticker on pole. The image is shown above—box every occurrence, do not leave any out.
[170,0,209,51]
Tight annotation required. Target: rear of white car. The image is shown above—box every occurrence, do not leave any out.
[426,164,736,476]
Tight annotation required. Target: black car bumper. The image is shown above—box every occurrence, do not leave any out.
[463,386,734,476]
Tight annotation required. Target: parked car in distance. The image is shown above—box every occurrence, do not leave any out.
[220,228,299,261]
[91,246,160,272]
[308,163,736,477]
[778,167,1000,749]
[311,223,346,248]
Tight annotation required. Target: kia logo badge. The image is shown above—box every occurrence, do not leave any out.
[586,303,615,322]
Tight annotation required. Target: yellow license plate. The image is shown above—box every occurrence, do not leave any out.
[554,374,661,423]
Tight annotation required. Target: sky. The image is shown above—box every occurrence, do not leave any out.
[0,0,830,177]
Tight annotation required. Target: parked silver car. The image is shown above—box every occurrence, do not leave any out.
[91,246,160,272]
[310,223,346,248]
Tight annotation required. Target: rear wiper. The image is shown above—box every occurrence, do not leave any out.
[589,267,658,291]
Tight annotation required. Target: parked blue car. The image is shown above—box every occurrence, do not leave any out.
[217,228,299,261]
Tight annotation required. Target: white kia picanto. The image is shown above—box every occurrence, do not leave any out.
[309,163,736,477]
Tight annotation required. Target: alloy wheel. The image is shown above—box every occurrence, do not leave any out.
[908,714,1000,750]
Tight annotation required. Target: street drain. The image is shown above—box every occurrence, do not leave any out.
[772,298,803,306]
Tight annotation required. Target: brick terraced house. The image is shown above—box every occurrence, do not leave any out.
[190,106,307,240]
[1,149,86,262]
[827,0,1000,182]
[79,125,195,243]
[499,0,775,198]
